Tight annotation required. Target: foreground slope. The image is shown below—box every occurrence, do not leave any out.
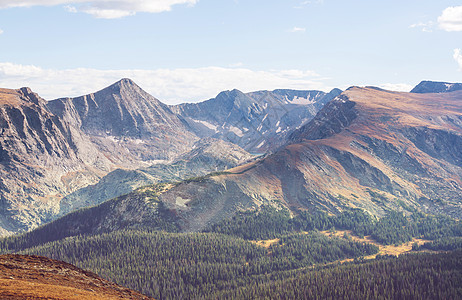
[0,254,151,299]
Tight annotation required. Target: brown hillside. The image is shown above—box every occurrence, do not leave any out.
[0,254,152,299]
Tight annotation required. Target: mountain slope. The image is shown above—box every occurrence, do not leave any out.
[411,80,462,93]
[58,138,254,216]
[0,87,114,235]
[0,254,151,299]
[47,78,198,163]
[0,79,201,235]
[171,88,341,153]
[20,87,462,235]
[156,87,462,231]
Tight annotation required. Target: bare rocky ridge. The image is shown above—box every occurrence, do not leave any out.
[159,87,462,230]
[0,87,114,235]
[0,254,151,299]
[411,80,462,94]
[171,88,341,153]
[47,78,198,164]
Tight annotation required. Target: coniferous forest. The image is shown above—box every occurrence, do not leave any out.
[1,205,462,299]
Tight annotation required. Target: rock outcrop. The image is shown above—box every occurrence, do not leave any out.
[411,80,462,94]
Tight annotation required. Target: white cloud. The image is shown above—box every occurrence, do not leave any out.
[0,29,3,34]
[289,27,306,33]
[0,0,198,18]
[409,21,434,32]
[438,6,462,32]
[378,83,414,92]
[454,48,462,70]
[0,62,329,104]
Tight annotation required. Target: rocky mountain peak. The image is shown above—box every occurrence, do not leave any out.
[411,80,462,94]
[17,87,47,106]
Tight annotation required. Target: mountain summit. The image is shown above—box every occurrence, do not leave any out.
[411,80,462,94]
[48,78,192,139]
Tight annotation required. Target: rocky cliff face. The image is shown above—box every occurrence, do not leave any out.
[0,87,114,235]
[411,80,462,93]
[171,88,341,153]
[48,78,198,163]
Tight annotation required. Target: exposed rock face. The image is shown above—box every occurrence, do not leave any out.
[31,87,462,235]
[0,254,151,299]
[47,78,198,163]
[171,88,341,153]
[0,87,113,235]
[411,80,462,93]
[58,138,254,216]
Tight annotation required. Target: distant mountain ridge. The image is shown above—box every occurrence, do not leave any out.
[411,80,462,93]
[172,88,342,152]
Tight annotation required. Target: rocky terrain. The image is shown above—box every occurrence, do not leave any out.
[20,85,462,236]
[0,254,151,299]
[172,88,341,153]
[0,79,200,235]
[411,80,462,93]
[58,137,254,216]
[48,78,198,164]
[0,87,114,235]
[1,79,331,235]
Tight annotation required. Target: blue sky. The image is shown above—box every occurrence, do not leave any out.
[0,0,461,104]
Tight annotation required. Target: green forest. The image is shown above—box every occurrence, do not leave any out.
[1,204,462,299]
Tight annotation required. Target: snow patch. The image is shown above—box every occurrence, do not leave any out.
[193,119,218,132]
[289,96,314,105]
[229,126,244,137]
[257,140,266,148]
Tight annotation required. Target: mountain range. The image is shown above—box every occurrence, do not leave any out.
[1,79,462,299]
[0,79,336,235]
[23,83,461,236]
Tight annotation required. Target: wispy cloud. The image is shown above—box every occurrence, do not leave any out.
[378,83,413,92]
[454,49,462,70]
[0,29,3,34]
[0,62,329,104]
[289,27,306,33]
[438,6,462,32]
[0,0,198,19]
[409,21,434,32]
